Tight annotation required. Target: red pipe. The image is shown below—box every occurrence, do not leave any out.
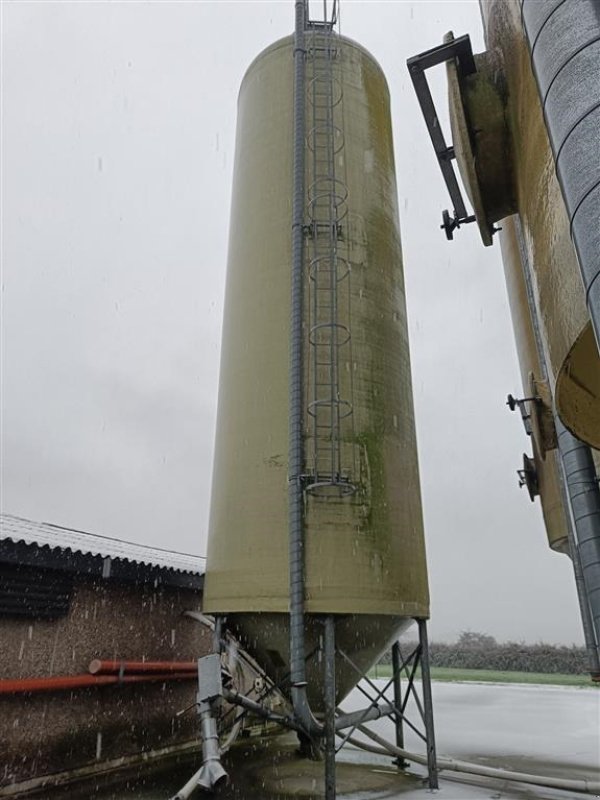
[0,672,196,695]
[88,659,198,675]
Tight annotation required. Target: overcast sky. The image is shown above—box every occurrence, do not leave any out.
[1,0,585,645]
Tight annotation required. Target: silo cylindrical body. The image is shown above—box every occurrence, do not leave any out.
[447,0,600,552]
[203,35,429,702]
[470,0,600,662]
[479,0,600,452]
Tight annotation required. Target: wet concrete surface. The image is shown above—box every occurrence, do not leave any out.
[24,680,600,800]
[44,734,422,800]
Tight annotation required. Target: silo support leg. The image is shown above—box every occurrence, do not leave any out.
[391,641,408,769]
[417,618,438,790]
[324,615,336,800]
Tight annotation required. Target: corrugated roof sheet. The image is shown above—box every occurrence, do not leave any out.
[0,513,205,576]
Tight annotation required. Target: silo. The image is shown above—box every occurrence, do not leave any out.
[413,1,600,665]
[477,0,600,670]
[203,33,429,705]
[451,0,600,451]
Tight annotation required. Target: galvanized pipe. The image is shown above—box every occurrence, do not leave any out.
[288,0,307,704]
[513,215,600,674]
[223,688,299,730]
[170,766,204,800]
[196,710,228,790]
[564,501,600,677]
[289,0,323,737]
[343,724,600,795]
[521,0,600,347]
[556,419,600,651]
[333,703,396,732]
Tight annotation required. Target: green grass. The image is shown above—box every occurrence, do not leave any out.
[368,665,597,687]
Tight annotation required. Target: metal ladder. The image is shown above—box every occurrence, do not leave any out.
[305,19,354,496]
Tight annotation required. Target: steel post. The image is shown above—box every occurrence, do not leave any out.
[417,619,438,789]
[324,615,336,799]
[391,641,408,769]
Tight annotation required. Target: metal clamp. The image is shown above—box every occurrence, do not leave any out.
[517,453,539,502]
[407,35,477,240]
[506,392,539,437]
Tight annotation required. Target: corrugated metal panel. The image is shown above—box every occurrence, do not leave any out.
[0,514,205,576]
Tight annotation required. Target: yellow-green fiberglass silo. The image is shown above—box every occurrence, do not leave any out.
[203,32,429,706]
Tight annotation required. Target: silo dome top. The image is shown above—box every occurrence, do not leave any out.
[238,33,390,103]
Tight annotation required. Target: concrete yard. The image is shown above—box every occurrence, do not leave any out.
[340,679,600,800]
[52,678,599,800]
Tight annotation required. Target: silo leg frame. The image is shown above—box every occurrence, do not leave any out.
[339,617,600,796]
[329,617,439,796]
[287,615,439,799]
[286,614,439,798]
[257,616,440,798]
[170,614,438,799]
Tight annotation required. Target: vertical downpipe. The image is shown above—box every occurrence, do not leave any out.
[513,217,600,674]
[289,0,321,734]
[564,504,600,677]
[556,420,600,659]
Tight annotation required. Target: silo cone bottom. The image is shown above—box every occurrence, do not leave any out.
[223,612,419,709]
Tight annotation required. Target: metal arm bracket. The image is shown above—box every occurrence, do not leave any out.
[407,35,477,240]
